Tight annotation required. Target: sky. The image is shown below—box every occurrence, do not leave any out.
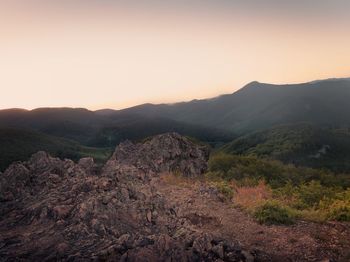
[0,0,349,110]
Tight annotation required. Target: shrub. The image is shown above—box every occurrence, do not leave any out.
[233,177,261,187]
[254,200,296,225]
[208,154,238,173]
[296,209,328,222]
[327,200,350,221]
[294,181,337,209]
[205,171,225,181]
[210,181,234,199]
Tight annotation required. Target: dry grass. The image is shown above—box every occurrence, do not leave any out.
[232,180,272,211]
[161,172,196,188]
[162,174,273,210]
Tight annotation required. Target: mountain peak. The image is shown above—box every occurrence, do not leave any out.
[237,81,264,93]
[244,81,261,88]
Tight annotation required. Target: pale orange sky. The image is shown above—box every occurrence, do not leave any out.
[0,0,349,110]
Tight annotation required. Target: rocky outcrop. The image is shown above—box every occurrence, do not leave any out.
[0,133,251,261]
[110,133,209,176]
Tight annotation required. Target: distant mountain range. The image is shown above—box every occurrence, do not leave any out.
[1,77,350,171]
[0,108,233,147]
[110,77,350,134]
[2,77,350,135]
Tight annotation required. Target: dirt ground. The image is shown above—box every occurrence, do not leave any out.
[157,177,350,262]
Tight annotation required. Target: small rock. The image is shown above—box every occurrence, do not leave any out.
[242,250,255,262]
[147,211,152,222]
[212,243,224,259]
[53,205,72,219]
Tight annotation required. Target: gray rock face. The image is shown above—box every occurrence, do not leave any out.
[78,157,96,174]
[111,133,209,176]
[0,133,250,261]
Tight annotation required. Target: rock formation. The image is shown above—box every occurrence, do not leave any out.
[110,133,209,176]
[0,133,251,261]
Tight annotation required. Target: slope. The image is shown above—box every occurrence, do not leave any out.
[220,123,350,172]
[114,78,350,133]
[0,128,112,171]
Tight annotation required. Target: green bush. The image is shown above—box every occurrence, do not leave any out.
[209,154,239,174]
[232,177,261,187]
[327,200,350,221]
[294,181,337,209]
[254,200,296,225]
[205,171,225,181]
[210,181,234,199]
[208,153,350,189]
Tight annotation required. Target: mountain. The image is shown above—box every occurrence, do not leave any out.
[220,123,350,172]
[1,78,350,142]
[1,77,350,171]
[113,78,350,133]
[0,108,104,144]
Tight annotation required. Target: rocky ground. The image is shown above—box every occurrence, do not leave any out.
[0,133,349,261]
[157,176,350,262]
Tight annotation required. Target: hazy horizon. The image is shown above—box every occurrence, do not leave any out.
[1,0,350,110]
[2,76,350,111]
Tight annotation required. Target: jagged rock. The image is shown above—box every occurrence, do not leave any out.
[212,242,225,259]
[110,133,209,177]
[78,157,96,174]
[0,133,252,261]
[146,211,152,223]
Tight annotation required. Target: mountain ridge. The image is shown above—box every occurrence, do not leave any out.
[1,77,350,157]
[2,77,349,114]
[112,77,350,133]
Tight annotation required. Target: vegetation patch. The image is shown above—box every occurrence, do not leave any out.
[161,172,196,188]
[209,181,234,199]
[221,123,350,173]
[232,181,272,211]
[206,153,350,223]
[0,128,112,171]
[327,200,350,221]
[254,200,297,225]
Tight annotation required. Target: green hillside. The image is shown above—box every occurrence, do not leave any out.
[0,109,233,147]
[89,116,234,148]
[0,128,112,171]
[221,124,350,172]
